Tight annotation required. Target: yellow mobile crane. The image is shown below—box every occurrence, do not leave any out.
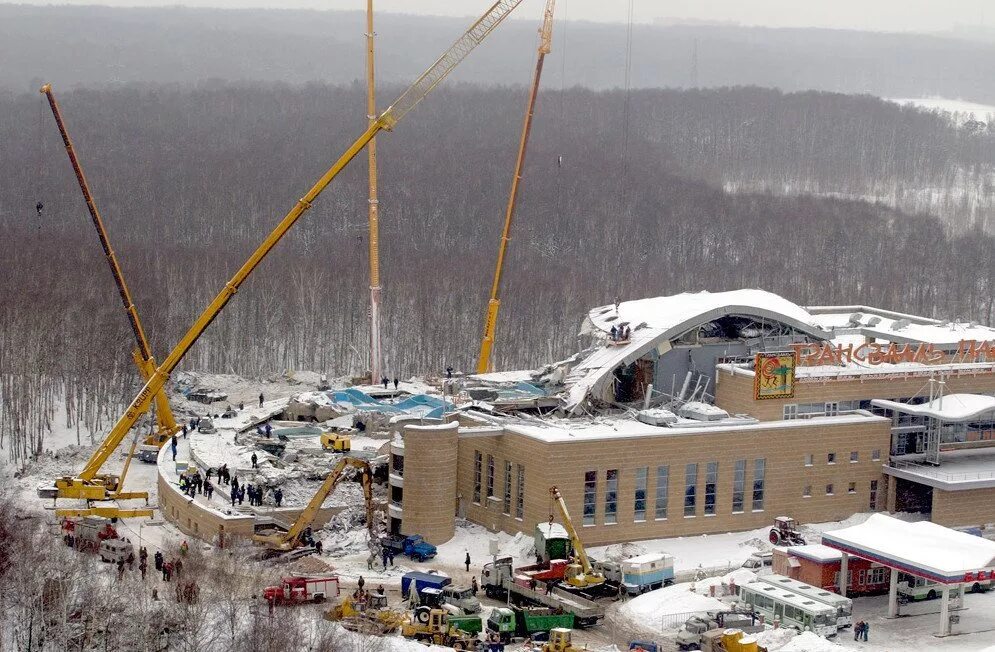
[253,457,374,551]
[43,0,528,509]
[40,84,180,449]
[549,485,605,590]
[476,0,557,373]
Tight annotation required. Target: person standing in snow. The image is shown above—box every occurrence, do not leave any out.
[230,485,237,507]
[382,376,389,389]
[182,424,188,438]
[465,552,471,573]
[170,435,178,461]
[387,549,395,567]
[265,423,272,438]
[862,622,869,641]
[259,392,264,407]
[251,452,258,469]
[237,487,245,505]
[393,378,399,390]
[446,366,454,379]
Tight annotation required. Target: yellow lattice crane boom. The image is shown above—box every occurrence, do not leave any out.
[43,0,528,508]
[254,457,374,551]
[549,485,605,589]
[476,0,557,374]
[40,84,180,449]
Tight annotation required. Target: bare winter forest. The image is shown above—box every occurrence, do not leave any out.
[1,6,995,463]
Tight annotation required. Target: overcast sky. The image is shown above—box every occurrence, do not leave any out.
[10,0,993,33]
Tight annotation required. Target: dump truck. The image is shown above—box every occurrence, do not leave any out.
[263,575,340,605]
[486,606,575,643]
[481,557,604,628]
[400,608,479,649]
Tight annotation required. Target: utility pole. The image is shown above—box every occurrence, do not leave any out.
[366,0,383,383]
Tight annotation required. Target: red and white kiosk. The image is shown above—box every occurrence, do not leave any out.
[822,514,995,636]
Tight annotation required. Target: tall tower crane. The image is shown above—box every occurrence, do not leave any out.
[476,0,557,374]
[42,0,528,509]
[366,0,384,384]
[40,84,180,448]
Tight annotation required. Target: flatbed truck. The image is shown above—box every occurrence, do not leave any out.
[481,557,604,627]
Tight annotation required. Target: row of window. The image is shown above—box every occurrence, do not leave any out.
[472,451,525,519]
[582,459,766,525]
[804,450,881,466]
[783,400,866,419]
[802,480,879,510]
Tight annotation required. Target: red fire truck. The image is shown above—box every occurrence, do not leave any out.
[263,575,340,606]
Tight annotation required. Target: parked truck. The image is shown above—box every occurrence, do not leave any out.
[400,608,479,650]
[675,611,762,651]
[263,575,340,605]
[621,553,674,595]
[487,606,575,643]
[401,571,450,600]
[383,534,438,562]
[481,557,605,628]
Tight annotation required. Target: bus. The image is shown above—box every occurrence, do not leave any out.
[756,574,853,629]
[737,582,837,637]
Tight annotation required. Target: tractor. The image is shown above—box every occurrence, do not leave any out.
[768,516,806,546]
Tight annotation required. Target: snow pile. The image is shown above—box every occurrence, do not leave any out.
[434,523,536,568]
[777,631,842,651]
[693,567,758,596]
[754,628,798,650]
[619,582,727,630]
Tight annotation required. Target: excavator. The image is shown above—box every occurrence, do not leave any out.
[549,486,606,592]
[40,84,181,450]
[475,0,557,374]
[253,457,374,552]
[40,0,530,514]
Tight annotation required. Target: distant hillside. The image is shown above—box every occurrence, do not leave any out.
[4,4,995,102]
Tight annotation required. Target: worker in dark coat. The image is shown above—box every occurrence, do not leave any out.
[251,452,258,469]
[259,392,264,407]
[465,552,471,572]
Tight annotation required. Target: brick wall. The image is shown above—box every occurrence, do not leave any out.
[931,488,995,528]
[400,422,459,545]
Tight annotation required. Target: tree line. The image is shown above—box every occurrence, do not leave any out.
[1,82,993,462]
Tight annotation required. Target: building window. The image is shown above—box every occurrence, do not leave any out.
[804,454,813,467]
[605,469,619,525]
[783,404,798,420]
[869,480,878,510]
[503,461,512,515]
[473,451,482,504]
[704,462,718,516]
[803,485,811,498]
[684,463,698,517]
[634,467,647,522]
[848,482,856,494]
[825,401,839,416]
[872,449,881,461]
[826,484,834,495]
[583,471,597,525]
[486,455,495,498]
[655,466,669,520]
[869,567,886,584]
[752,459,766,511]
[828,452,836,464]
[516,464,525,519]
[732,460,746,513]
[850,451,859,463]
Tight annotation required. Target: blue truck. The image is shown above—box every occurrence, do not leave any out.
[382,534,438,562]
[401,571,451,600]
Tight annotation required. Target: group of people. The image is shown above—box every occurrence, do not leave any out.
[853,620,870,641]
[380,376,400,390]
[255,423,273,438]
[210,464,233,485]
[609,324,631,342]
[178,469,213,500]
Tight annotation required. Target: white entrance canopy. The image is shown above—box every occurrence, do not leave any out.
[822,514,995,636]
[871,393,995,423]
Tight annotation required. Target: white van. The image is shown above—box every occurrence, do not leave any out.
[742,551,774,571]
[99,539,133,564]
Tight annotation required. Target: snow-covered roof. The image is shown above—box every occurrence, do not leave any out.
[822,513,995,583]
[565,290,828,411]
[884,448,995,491]
[871,394,995,422]
[787,544,844,563]
[808,305,995,347]
[588,289,827,341]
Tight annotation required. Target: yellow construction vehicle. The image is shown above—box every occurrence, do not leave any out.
[40,84,181,450]
[320,430,353,452]
[543,627,585,652]
[253,457,373,551]
[325,592,405,635]
[400,609,479,650]
[549,486,606,591]
[40,0,527,510]
[476,0,557,374]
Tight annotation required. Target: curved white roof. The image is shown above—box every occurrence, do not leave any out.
[587,289,828,341]
[871,394,995,422]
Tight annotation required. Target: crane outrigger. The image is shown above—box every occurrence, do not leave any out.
[42,0,528,512]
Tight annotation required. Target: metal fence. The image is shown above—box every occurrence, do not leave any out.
[660,610,700,630]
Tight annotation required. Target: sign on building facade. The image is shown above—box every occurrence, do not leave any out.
[754,352,795,400]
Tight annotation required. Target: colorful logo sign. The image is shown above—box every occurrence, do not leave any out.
[754,352,795,400]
